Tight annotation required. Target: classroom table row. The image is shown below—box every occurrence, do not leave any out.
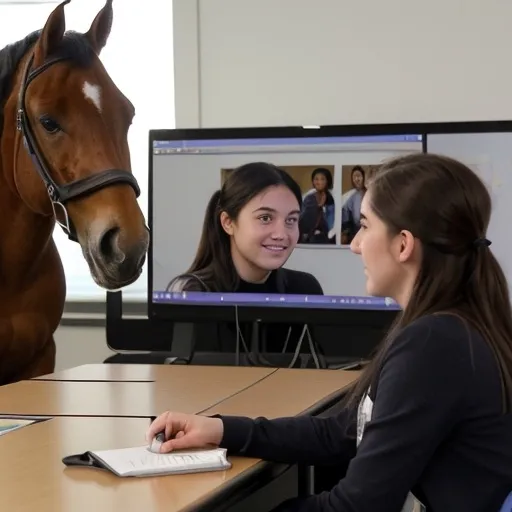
[0,364,360,512]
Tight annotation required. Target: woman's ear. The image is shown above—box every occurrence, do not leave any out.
[397,229,416,263]
[219,211,234,235]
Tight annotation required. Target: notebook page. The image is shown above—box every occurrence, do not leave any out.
[90,446,231,477]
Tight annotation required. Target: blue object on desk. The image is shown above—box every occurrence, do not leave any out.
[500,491,512,512]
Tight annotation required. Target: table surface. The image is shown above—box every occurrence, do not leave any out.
[203,367,359,418]
[35,363,276,383]
[0,416,270,512]
[0,365,361,512]
[0,367,274,418]
[1,367,358,419]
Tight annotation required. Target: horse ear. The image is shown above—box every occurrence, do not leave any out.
[33,0,70,67]
[85,0,114,55]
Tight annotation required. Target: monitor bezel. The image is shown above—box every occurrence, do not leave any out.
[147,120,512,323]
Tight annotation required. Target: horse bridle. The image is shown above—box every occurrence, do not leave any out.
[15,53,141,243]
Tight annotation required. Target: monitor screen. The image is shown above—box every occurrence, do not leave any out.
[150,129,423,320]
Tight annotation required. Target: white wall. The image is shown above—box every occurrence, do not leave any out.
[54,326,113,372]
[173,0,512,128]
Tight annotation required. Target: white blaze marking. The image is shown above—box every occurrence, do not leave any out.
[82,81,102,113]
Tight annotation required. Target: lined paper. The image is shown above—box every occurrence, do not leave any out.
[90,446,231,477]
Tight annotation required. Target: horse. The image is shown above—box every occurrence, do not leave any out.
[0,0,149,385]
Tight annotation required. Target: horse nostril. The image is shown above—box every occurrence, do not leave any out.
[98,226,121,263]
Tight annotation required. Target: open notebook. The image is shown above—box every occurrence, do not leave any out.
[62,446,232,477]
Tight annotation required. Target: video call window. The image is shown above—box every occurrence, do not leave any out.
[151,133,422,309]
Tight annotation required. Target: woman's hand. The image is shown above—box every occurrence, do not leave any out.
[146,411,224,453]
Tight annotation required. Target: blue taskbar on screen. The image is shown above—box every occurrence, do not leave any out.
[152,291,401,310]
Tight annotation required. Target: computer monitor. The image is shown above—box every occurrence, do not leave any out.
[148,124,424,323]
[424,120,512,296]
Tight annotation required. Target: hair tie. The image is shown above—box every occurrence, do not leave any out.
[473,238,492,248]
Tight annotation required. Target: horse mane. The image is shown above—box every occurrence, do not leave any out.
[0,29,96,139]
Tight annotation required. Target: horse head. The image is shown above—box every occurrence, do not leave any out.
[4,0,149,290]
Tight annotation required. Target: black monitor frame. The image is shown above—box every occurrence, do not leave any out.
[147,119,512,325]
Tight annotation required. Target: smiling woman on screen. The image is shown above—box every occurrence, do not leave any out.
[152,153,512,512]
[166,162,323,296]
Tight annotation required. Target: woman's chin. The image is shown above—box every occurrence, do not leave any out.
[365,280,378,297]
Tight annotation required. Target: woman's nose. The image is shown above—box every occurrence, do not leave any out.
[350,232,361,253]
[270,226,286,240]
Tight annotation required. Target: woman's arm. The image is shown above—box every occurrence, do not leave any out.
[278,315,473,511]
[216,405,357,466]
[299,195,319,238]
[341,194,354,230]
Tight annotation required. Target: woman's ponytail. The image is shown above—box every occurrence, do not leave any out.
[466,243,512,412]
[185,189,237,291]
[189,190,221,269]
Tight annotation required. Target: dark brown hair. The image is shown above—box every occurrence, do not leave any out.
[174,162,302,292]
[311,167,334,190]
[344,152,512,413]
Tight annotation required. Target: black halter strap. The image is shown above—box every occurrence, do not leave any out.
[15,53,140,243]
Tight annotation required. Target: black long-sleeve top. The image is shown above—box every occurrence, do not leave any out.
[217,314,512,511]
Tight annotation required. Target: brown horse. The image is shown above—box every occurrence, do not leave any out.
[0,0,149,385]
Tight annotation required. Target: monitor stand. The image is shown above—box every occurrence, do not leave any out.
[248,320,313,368]
[235,319,267,366]
[247,319,277,366]
[168,319,271,367]
[165,320,326,368]
[164,322,196,364]
[165,322,234,366]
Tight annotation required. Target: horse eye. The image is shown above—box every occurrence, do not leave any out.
[39,115,61,134]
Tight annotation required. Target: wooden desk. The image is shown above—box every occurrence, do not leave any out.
[35,363,275,384]
[0,416,284,512]
[2,367,358,418]
[0,367,273,418]
[0,367,361,511]
[203,368,360,418]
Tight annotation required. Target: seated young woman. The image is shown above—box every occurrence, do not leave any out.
[166,161,323,296]
[149,153,512,511]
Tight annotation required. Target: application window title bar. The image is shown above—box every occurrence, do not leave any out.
[153,134,423,150]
